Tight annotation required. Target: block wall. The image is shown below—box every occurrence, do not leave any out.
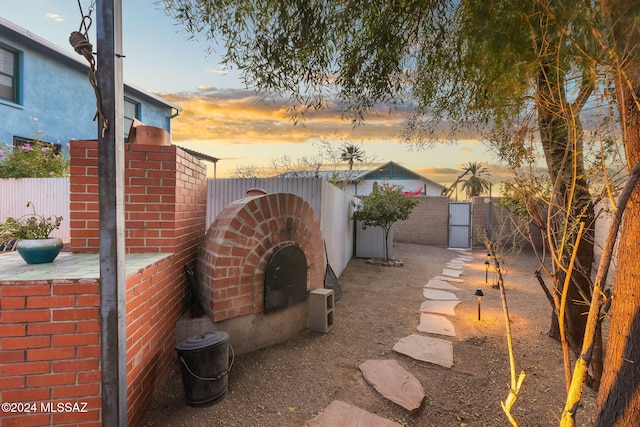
[394,196,450,246]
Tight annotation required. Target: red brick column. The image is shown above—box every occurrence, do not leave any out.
[67,141,208,425]
[69,141,207,254]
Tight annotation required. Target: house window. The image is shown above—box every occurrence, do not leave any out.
[13,136,61,154]
[124,97,140,134]
[0,46,18,103]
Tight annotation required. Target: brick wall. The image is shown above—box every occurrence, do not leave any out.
[69,141,208,426]
[0,280,101,426]
[394,196,450,246]
[69,141,206,254]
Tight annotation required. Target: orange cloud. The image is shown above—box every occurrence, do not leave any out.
[161,88,409,146]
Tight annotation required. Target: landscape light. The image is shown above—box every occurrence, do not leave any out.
[475,289,484,321]
[484,260,490,283]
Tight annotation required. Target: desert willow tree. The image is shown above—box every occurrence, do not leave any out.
[160,0,633,423]
[439,0,602,383]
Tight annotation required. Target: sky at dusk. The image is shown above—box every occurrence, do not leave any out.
[2,0,509,189]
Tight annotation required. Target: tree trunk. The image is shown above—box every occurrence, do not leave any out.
[596,1,640,423]
[536,65,596,357]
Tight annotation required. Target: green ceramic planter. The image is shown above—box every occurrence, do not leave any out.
[16,238,63,264]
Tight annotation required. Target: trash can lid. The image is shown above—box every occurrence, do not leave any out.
[176,331,229,351]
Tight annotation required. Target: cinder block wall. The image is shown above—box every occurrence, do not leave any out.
[471,196,544,250]
[394,195,543,251]
[394,196,450,246]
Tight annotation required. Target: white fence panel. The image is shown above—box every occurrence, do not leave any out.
[0,178,70,242]
[1,177,355,277]
[206,178,323,228]
[355,222,394,259]
[206,178,354,277]
[320,180,357,276]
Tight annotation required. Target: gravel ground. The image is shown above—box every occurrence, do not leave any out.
[140,242,596,427]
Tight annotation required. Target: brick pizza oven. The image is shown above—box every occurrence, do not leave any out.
[197,191,325,353]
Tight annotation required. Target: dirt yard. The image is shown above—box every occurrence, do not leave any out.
[140,242,597,427]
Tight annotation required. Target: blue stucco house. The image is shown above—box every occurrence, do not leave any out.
[0,17,180,150]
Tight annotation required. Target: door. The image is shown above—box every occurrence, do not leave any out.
[448,202,471,248]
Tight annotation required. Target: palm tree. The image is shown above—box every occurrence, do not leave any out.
[459,162,491,198]
[340,144,364,170]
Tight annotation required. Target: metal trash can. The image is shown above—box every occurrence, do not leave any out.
[176,331,233,407]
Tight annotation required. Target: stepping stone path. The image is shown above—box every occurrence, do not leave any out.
[417,313,456,336]
[306,248,474,425]
[442,268,463,277]
[434,275,464,283]
[358,359,425,412]
[393,334,454,368]
[422,288,459,300]
[304,400,402,427]
[425,279,460,291]
[420,300,461,316]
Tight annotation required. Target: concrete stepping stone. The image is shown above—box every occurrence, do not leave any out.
[420,300,461,316]
[456,256,473,262]
[442,268,463,277]
[358,359,425,413]
[445,263,463,270]
[393,334,454,368]
[417,313,456,336]
[425,279,460,291]
[434,275,464,283]
[304,400,402,426]
[423,289,459,300]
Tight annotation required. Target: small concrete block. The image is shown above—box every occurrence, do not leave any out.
[445,263,464,270]
[309,288,334,333]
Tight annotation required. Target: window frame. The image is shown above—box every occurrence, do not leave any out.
[124,97,141,135]
[0,44,20,104]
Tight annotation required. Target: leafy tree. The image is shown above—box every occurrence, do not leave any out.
[340,144,364,170]
[459,161,491,198]
[590,1,640,425]
[162,1,640,423]
[352,182,419,261]
[161,0,599,363]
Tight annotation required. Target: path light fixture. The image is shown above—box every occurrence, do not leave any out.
[484,259,490,283]
[475,289,484,321]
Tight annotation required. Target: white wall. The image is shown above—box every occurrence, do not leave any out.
[345,178,443,196]
[206,177,355,277]
[0,178,70,242]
